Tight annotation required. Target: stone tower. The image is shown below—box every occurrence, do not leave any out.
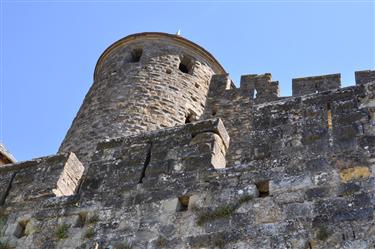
[59,32,226,163]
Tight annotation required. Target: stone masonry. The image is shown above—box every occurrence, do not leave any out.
[0,32,375,249]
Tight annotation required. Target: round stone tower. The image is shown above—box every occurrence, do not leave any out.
[59,32,226,163]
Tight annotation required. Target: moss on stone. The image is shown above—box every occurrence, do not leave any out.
[84,227,94,239]
[316,227,330,241]
[55,223,70,240]
[115,242,133,249]
[238,194,253,204]
[196,205,236,226]
[155,236,167,248]
[87,213,99,225]
[0,211,8,235]
[0,241,13,249]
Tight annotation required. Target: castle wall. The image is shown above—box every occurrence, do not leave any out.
[0,78,373,249]
[2,30,375,248]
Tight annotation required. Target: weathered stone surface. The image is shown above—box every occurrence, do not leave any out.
[1,32,374,248]
[59,33,226,165]
[0,152,84,205]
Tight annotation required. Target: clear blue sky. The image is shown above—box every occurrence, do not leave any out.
[1,0,374,161]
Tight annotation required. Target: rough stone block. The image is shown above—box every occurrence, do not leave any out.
[270,175,313,194]
[254,198,282,224]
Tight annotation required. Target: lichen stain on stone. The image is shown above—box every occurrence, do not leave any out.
[339,167,371,183]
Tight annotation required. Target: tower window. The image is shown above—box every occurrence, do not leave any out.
[179,63,189,73]
[129,48,143,63]
[176,196,190,212]
[179,55,194,74]
[185,114,193,124]
[256,181,269,197]
[14,220,29,238]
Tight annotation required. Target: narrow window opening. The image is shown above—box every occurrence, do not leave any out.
[14,220,28,238]
[179,63,189,73]
[342,233,346,241]
[185,113,194,124]
[178,55,193,74]
[130,48,143,63]
[253,89,257,99]
[176,196,190,212]
[352,230,356,240]
[327,103,332,129]
[256,181,270,197]
[1,172,16,205]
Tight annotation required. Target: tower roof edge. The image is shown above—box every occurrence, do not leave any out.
[93,32,227,80]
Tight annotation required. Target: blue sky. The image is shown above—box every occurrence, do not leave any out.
[1,0,374,161]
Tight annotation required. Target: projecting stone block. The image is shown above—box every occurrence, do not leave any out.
[0,152,84,205]
[191,132,227,169]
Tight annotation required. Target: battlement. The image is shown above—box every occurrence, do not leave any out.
[2,79,374,248]
[207,70,375,105]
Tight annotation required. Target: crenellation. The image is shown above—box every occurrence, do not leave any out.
[355,69,375,85]
[240,73,280,104]
[1,32,375,248]
[208,74,234,95]
[292,73,341,96]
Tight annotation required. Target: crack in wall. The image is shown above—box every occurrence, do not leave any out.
[1,172,16,205]
[138,142,153,184]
